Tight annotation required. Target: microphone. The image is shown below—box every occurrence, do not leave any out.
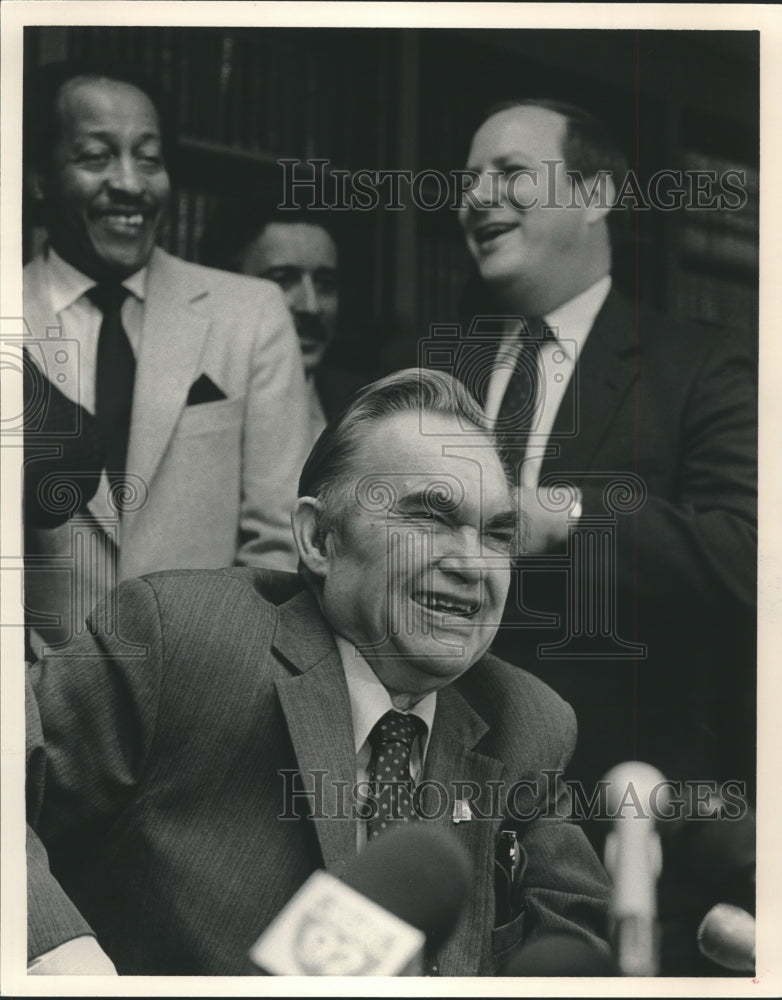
[248,825,471,975]
[500,932,616,976]
[603,762,670,976]
[662,796,756,915]
[697,903,755,972]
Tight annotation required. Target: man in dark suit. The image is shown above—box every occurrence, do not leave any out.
[27,369,611,975]
[453,99,756,972]
[201,200,369,444]
[23,60,310,655]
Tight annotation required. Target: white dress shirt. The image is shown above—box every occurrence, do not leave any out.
[27,934,118,975]
[42,245,148,414]
[483,275,612,488]
[334,634,437,848]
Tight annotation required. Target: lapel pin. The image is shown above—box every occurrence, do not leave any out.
[452,799,472,824]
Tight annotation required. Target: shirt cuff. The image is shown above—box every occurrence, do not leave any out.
[27,935,118,975]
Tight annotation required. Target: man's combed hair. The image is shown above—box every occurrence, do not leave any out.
[479,97,629,193]
[298,368,496,533]
[200,193,341,273]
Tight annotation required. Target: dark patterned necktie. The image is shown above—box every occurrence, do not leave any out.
[495,317,555,481]
[367,710,427,841]
[86,283,135,495]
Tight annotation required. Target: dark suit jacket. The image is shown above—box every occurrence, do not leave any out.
[315,363,370,422]
[22,353,103,530]
[455,289,757,796]
[27,568,610,975]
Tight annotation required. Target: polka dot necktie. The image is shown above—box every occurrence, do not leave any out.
[367,710,427,841]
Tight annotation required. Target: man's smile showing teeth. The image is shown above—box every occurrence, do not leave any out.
[99,213,146,233]
[412,592,480,618]
[472,222,518,246]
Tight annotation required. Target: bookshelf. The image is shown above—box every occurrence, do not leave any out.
[24,26,759,371]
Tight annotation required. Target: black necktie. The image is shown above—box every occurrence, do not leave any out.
[87,283,135,495]
[367,710,427,841]
[495,317,555,481]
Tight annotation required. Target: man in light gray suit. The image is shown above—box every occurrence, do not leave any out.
[22,60,310,655]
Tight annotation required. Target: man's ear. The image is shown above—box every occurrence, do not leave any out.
[291,497,331,580]
[582,171,617,225]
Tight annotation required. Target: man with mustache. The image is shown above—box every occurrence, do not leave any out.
[22,60,310,655]
[202,202,370,447]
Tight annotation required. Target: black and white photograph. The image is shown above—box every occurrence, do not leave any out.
[1,1,778,994]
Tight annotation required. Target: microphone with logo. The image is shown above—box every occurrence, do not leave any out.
[248,825,471,975]
[603,761,670,976]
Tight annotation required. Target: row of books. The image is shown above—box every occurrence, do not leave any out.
[157,188,218,264]
[679,149,758,275]
[54,25,759,349]
[65,26,388,170]
[415,232,473,329]
[679,224,759,275]
[674,270,757,339]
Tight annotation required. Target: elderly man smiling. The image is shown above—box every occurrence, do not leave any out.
[27,368,610,976]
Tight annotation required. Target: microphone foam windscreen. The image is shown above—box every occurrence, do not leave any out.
[501,932,616,976]
[344,825,472,950]
[697,903,755,972]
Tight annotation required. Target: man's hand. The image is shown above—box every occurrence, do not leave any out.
[517,484,582,554]
[28,935,118,975]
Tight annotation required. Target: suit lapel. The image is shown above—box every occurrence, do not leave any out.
[272,593,505,973]
[423,681,504,977]
[124,248,211,495]
[545,290,639,475]
[272,590,357,875]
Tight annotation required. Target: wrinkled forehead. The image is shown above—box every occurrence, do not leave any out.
[349,411,513,516]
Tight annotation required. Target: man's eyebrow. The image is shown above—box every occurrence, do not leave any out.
[392,492,517,530]
[485,510,518,531]
[73,129,162,144]
[393,489,457,514]
[263,265,301,275]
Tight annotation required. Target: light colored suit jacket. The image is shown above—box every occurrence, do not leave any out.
[23,248,310,650]
[26,568,611,976]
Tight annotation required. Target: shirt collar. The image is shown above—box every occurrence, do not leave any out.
[45,244,148,314]
[542,274,612,361]
[334,634,437,755]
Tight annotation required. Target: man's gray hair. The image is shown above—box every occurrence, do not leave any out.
[298,367,498,537]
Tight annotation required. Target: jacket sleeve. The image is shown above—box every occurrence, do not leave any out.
[580,332,756,611]
[513,702,613,961]
[235,283,310,572]
[26,578,164,961]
